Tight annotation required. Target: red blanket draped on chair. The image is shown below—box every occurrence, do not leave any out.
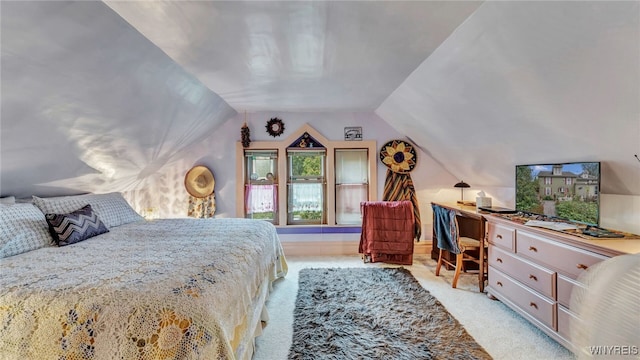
[359,200,415,265]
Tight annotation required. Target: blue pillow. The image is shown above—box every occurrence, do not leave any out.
[45,204,109,246]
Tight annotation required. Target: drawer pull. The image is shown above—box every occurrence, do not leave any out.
[529,274,538,281]
[528,246,538,252]
[530,302,538,310]
[577,263,589,270]
[496,281,503,287]
[496,234,503,239]
[496,258,503,263]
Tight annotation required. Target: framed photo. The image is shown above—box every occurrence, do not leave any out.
[344,126,362,141]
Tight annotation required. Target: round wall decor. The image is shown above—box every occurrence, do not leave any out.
[184,165,215,198]
[266,117,285,137]
[379,140,417,174]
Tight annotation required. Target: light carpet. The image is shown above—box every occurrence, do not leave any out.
[254,255,575,360]
[288,267,491,359]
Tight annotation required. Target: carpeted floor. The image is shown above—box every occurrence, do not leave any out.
[288,267,492,360]
[254,255,575,360]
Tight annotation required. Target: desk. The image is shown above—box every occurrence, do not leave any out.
[431,202,487,291]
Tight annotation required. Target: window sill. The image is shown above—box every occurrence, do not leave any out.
[275,226,361,235]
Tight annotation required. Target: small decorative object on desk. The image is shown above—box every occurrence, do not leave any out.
[454,180,470,203]
[475,191,492,210]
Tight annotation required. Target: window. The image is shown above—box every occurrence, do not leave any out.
[544,177,552,185]
[244,150,278,223]
[545,187,552,196]
[566,178,572,185]
[236,124,377,227]
[287,150,326,225]
[335,149,368,225]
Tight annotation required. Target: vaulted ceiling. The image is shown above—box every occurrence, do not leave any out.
[105,1,481,112]
[1,1,639,198]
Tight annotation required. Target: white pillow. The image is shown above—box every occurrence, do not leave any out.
[0,203,52,258]
[33,192,143,228]
[0,196,16,205]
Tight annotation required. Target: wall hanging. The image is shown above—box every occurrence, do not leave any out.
[379,140,421,240]
[266,117,285,137]
[241,122,251,148]
[184,165,216,218]
[344,126,363,141]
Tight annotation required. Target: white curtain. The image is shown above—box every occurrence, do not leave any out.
[289,183,323,212]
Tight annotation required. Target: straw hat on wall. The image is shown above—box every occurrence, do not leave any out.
[184,166,215,198]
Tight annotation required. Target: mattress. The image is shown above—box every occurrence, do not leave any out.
[0,218,287,359]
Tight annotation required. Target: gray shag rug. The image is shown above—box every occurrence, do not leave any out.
[288,267,492,360]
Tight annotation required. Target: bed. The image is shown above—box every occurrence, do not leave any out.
[0,193,287,360]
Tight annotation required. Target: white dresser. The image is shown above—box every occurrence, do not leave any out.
[484,215,640,352]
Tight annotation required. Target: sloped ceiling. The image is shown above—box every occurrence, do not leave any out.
[104,0,482,111]
[1,1,639,199]
[0,1,235,198]
[377,1,640,195]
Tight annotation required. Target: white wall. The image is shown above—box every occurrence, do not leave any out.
[599,195,640,235]
[124,111,464,240]
[377,1,640,236]
[115,108,640,237]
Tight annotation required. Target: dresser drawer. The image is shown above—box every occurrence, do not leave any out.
[489,246,556,299]
[489,266,556,330]
[558,305,579,341]
[557,274,586,309]
[516,230,609,279]
[487,223,515,251]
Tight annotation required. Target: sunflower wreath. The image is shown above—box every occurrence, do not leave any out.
[379,140,417,174]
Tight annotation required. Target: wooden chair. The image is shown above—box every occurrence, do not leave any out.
[433,205,487,291]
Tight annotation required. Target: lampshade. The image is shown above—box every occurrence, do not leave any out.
[454,181,470,203]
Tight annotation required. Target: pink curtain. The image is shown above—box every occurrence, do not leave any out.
[336,184,367,224]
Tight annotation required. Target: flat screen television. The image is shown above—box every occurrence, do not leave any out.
[515,162,601,226]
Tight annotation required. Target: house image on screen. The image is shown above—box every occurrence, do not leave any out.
[538,165,578,200]
[575,172,600,201]
[537,165,599,202]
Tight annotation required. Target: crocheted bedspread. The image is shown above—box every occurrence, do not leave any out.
[0,218,287,359]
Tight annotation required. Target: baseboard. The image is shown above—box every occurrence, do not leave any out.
[282,240,431,257]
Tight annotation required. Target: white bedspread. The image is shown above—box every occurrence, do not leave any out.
[0,218,287,359]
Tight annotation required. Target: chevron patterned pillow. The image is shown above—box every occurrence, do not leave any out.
[45,204,109,246]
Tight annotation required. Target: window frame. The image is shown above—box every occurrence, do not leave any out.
[334,148,370,225]
[236,124,378,227]
[286,149,327,225]
[243,149,279,224]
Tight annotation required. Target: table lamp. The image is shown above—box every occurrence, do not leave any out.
[454,181,470,203]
